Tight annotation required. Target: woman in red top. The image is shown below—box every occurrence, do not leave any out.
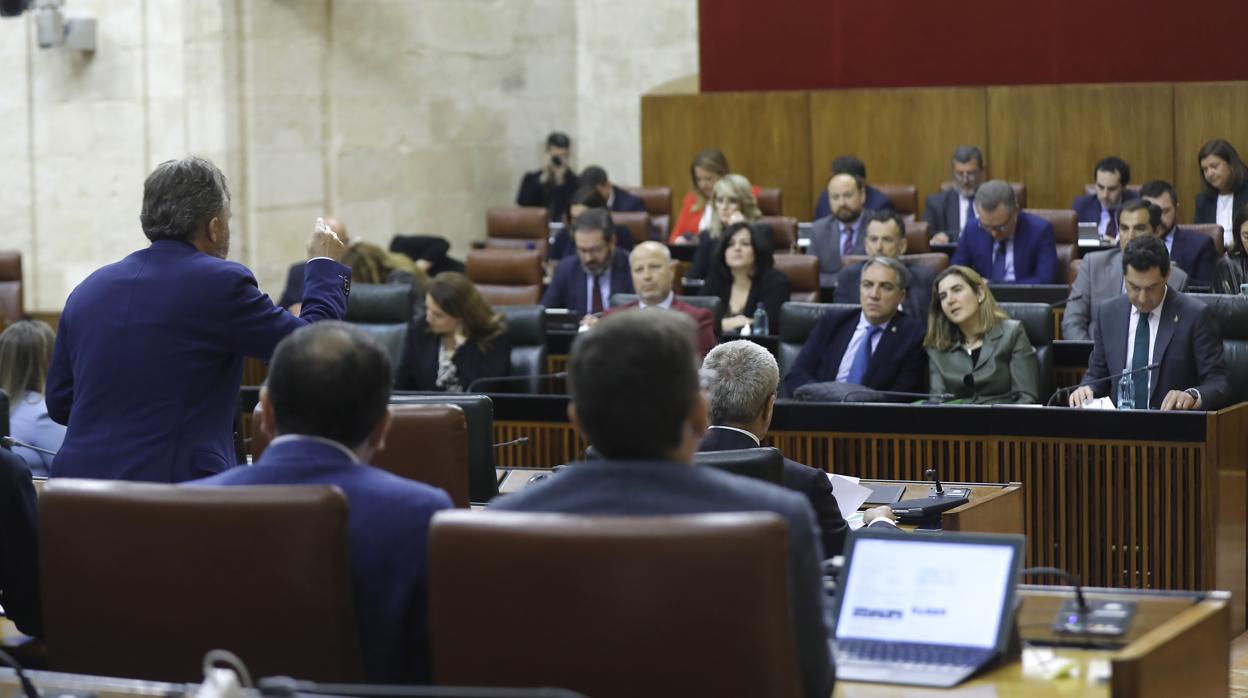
[670,149,730,244]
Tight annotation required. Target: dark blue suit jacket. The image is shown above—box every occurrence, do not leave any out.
[813,186,894,220]
[193,437,453,683]
[540,251,634,314]
[783,307,927,398]
[46,240,351,483]
[610,186,648,213]
[951,211,1059,284]
[1071,190,1139,225]
[1167,226,1218,289]
[0,449,41,637]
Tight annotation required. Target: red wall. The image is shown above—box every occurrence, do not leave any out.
[699,0,1248,91]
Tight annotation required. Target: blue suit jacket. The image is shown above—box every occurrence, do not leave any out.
[813,186,894,220]
[46,240,351,483]
[491,459,834,698]
[610,186,648,213]
[1070,190,1139,226]
[951,211,1059,284]
[540,251,634,314]
[193,437,453,683]
[783,307,927,398]
[1167,226,1218,289]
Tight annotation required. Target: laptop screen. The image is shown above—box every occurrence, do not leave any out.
[834,533,1021,649]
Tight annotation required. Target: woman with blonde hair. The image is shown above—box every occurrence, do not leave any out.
[688,173,765,279]
[395,272,510,392]
[924,266,1038,404]
[0,320,65,475]
[342,241,429,289]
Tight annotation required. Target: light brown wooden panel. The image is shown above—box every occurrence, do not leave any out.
[987,83,1176,212]
[1173,82,1248,224]
[640,92,811,217]
[809,87,987,219]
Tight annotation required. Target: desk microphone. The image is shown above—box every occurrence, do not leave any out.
[0,436,57,457]
[839,389,956,404]
[492,436,531,449]
[1044,362,1160,407]
[465,372,568,393]
[1049,294,1085,309]
[1021,566,1133,637]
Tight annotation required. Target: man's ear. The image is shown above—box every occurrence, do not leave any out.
[206,215,226,244]
[567,402,584,440]
[761,393,776,427]
[259,389,277,441]
[368,407,394,453]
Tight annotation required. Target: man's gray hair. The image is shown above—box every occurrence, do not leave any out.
[861,255,910,292]
[974,179,1016,213]
[701,340,779,425]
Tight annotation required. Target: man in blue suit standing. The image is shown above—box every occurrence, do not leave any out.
[952,179,1058,284]
[194,322,453,683]
[541,208,633,314]
[1141,180,1218,289]
[1071,156,1138,239]
[46,157,351,483]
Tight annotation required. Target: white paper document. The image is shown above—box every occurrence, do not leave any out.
[828,473,873,520]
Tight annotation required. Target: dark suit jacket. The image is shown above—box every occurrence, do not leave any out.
[833,261,935,320]
[806,214,870,286]
[927,318,1040,404]
[396,317,511,392]
[1194,182,1248,230]
[923,188,970,241]
[686,222,777,280]
[701,267,791,334]
[490,459,834,698]
[812,186,894,220]
[783,307,927,398]
[603,299,717,358]
[278,261,304,309]
[697,426,848,558]
[194,437,454,683]
[951,211,1059,284]
[1082,290,1230,410]
[1166,226,1218,289]
[1070,190,1140,227]
[46,240,351,483]
[540,252,634,314]
[516,170,580,222]
[0,449,40,637]
[610,186,648,214]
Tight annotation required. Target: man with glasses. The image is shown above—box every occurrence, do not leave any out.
[924,145,985,244]
[541,208,634,315]
[951,179,1058,284]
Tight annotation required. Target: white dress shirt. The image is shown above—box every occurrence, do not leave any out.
[706,425,760,446]
[267,434,360,462]
[1124,289,1165,401]
[639,292,675,310]
[958,193,973,233]
[835,312,887,382]
[698,204,713,232]
[1217,193,1236,248]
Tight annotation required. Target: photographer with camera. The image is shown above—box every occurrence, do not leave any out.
[516,131,579,221]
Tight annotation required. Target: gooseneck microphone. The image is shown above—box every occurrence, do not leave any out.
[1049,294,1085,309]
[465,372,568,393]
[0,436,57,457]
[1045,361,1161,407]
[492,436,531,449]
[1021,565,1133,637]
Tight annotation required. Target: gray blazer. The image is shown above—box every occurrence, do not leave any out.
[806,214,869,286]
[1062,248,1188,341]
[927,318,1039,404]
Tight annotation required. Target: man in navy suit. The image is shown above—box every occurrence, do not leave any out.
[952,179,1058,284]
[923,145,985,244]
[812,155,894,220]
[277,215,349,310]
[1070,236,1229,411]
[699,340,848,558]
[1071,156,1138,239]
[194,322,453,683]
[491,311,834,698]
[785,256,927,398]
[46,157,351,483]
[806,172,871,285]
[541,208,633,314]
[579,165,647,214]
[834,210,936,317]
[1141,180,1218,289]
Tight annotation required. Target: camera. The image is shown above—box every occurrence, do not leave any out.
[550,155,563,167]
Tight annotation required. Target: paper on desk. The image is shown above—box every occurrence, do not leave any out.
[827,473,872,520]
[1081,397,1116,410]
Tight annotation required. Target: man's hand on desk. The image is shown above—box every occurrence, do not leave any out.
[1067,386,1094,407]
[1160,389,1201,411]
[863,506,898,527]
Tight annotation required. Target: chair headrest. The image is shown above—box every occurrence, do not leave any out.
[693,447,785,485]
[345,283,413,323]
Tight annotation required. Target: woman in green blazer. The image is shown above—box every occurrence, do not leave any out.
[925,265,1040,404]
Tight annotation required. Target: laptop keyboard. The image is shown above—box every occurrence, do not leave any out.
[836,639,992,668]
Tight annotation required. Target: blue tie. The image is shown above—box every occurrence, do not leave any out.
[964,196,976,232]
[1132,312,1151,409]
[991,239,1007,282]
[846,325,882,385]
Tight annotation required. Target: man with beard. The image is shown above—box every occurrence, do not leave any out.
[541,208,634,314]
[807,172,871,286]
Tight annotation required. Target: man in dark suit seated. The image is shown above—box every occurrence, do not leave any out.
[1069,236,1229,411]
[923,145,984,244]
[812,155,895,220]
[834,210,936,317]
[807,173,871,285]
[194,322,453,683]
[579,165,647,214]
[490,311,834,698]
[0,447,41,638]
[1071,156,1138,240]
[278,215,349,311]
[952,179,1058,284]
[1141,180,1218,289]
[516,131,579,222]
[698,340,848,557]
[541,208,634,315]
[785,256,927,398]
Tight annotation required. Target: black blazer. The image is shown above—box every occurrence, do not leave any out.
[1194,182,1248,229]
[0,449,41,637]
[396,317,511,392]
[783,306,927,398]
[701,267,791,333]
[686,222,776,280]
[697,427,848,558]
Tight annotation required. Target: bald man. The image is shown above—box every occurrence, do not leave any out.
[279,216,350,312]
[595,241,717,357]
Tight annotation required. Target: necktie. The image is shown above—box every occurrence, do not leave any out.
[846,325,882,385]
[964,196,976,232]
[1132,311,1151,409]
[841,224,854,256]
[1105,211,1118,238]
[991,239,1007,282]
[590,274,603,313]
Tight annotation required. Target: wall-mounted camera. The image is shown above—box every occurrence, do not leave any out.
[1,0,96,52]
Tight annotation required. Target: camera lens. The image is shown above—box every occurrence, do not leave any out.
[551,155,563,167]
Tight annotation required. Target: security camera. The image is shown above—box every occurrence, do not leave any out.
[30,0,94,51]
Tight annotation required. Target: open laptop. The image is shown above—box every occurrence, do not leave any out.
[830,528,1024,688]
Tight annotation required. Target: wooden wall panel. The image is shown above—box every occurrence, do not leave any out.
[809,88,987,219]
[641,92,811,217]
[986,83,1176,212]
[1173,83,1248,224]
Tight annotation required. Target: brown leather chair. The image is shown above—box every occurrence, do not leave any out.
[773,254,819,302]
[1185,223,1226,258]
[903,252,950,278]
[613,210,652,246]
[1027,208,1078,285]
[941,181,1027,208]
[40,479,361,682]
[485,207,549,257]
[622,186,672,241]
[466,248,543,306]
[253,403,470,507]
[876,184,918,219]
[0,251,22,326]
[905,220,931,253]
[428,510,800,698]
[758,215,798,252]
[756,187,783,216]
